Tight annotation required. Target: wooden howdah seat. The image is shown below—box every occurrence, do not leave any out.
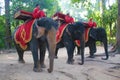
[14,10,33,21]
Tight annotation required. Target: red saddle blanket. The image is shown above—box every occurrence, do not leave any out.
[75,28,90,47]
[56,24,90,46]
[56,23,68,43]
[14,19,36,50]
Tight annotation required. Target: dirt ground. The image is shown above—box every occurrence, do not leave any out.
[0,46,120,80]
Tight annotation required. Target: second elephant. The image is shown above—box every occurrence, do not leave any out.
[55,22,85,65]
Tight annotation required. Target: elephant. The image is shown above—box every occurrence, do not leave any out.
[13,17,58,73]
[55,22,85,65]
[77,27,109,60]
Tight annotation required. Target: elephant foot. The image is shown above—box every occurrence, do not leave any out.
[54,56,58,59]
[33,67,42,72]
[18,59,25,63]
[88,55,95,58]
[47,68,53,73]
[78,62,84,65]
[67,59,74,64]
[41,64,46,68]
[78,59,84,65]
[101,57,108,60]
[75,53,80,56]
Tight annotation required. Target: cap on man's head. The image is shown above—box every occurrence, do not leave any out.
[66,13,70,15]
[89,18,92,21]
[35,4,40,7]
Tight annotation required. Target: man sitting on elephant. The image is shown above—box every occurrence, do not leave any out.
[83,18,97,40]
[32,4,46,19]
[52,12,75,43]
[52,12,74,24]
[87,18,97,28]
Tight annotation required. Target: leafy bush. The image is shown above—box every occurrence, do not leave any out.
[0,16,5,48]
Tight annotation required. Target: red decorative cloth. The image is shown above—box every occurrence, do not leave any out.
[52,12,65,20]
[52,12,74,23]
[65,15,74,23]
[32,6,46,19]
[39,10,46,17]
[56,23,68,43]
[14,19,36,50]
[75,28,90,47]
[88,19,97,28]
[32,6,40,18]
[85,28,90,42]
[93,22,97,27]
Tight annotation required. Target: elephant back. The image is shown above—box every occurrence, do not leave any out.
[88,27,107,41]
[65,22,85,40]
[37,17,58,30]
[96,27,107,37]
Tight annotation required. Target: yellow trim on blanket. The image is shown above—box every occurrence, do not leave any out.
[14,19,36,50]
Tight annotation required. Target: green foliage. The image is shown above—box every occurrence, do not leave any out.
[102,3,118,44]
[0,16,6,48]
[10,0,58,16]
[9,0,59,33]
[86,10,101,26]
[71,0,80,3]
[103,3,118,25]
[71,0,89,4]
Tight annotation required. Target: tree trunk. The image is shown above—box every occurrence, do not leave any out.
[116,0,120,53]
[5,0,12,49]
[100,0,106,27]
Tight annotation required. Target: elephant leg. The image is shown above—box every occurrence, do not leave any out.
[79,34,85,65]
[64,41,75,64]
[55,42,64,58]
[39,42,46,68]
[88,41,96,58]
[15,45,25,63]
[77,46,81,55]
[54,48,59,59]
[17,50,25,63]
[102,38,109,60]
[30,39,42,72]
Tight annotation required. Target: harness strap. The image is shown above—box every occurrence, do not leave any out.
[66,27,71,37]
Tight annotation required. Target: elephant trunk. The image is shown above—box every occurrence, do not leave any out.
[80,32,85,65]
[47,27,56,73]
[102,38,109,60]
[48,54,54,73]
[47,45,55,73]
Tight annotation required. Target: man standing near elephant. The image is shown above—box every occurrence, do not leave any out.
[32,4,46,19]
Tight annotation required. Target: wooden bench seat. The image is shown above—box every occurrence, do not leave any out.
[14,10,33,21]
